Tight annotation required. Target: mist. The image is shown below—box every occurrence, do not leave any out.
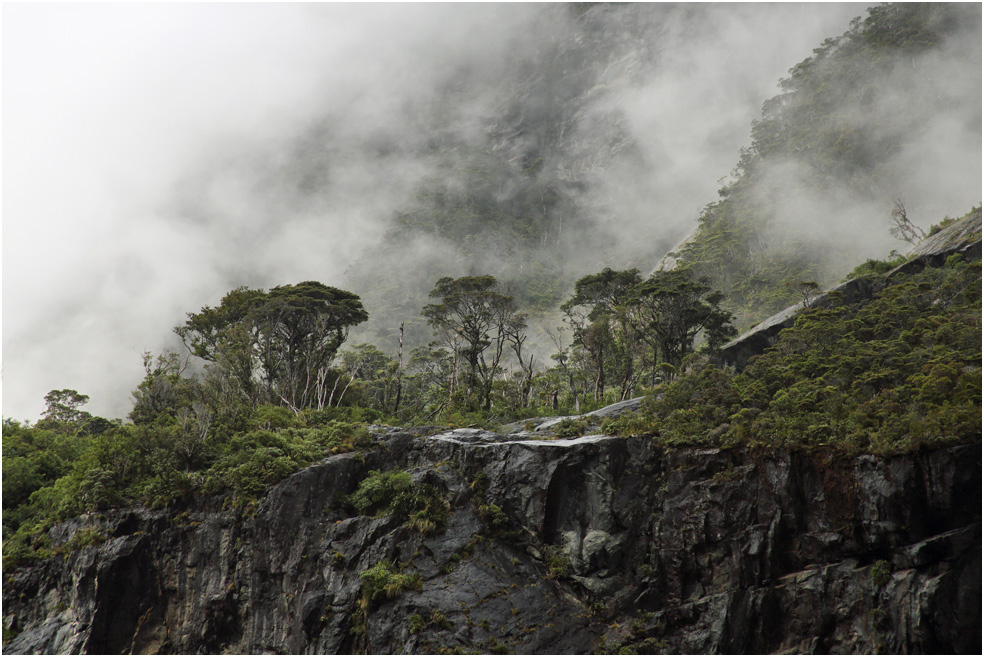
[3,3,978,422]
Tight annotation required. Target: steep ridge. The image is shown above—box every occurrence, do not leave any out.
[4,424,979,654]
[719,208,982,371]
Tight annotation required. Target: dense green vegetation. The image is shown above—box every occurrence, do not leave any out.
[348,469,450,535]
[6,233,979,570]
[608,253,981,454]
[4,4,980,574]
[1,264,736,568]
[677,3,981,327]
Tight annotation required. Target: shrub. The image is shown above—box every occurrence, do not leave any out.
[249,404,303,431]
[349,469,449,534]
[625,257,981,455]
[645,367,740,446]
[543,545,572,579]
[408,613,426,634]
[553,417,590,438]
[599,412,653,438]
[358,560,423,610]
[871,559,892,588]
[53,527,107,556]
[349,470,414,516]
[844,255,907,281]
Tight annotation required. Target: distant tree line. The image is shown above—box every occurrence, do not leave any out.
[156,268,736,426]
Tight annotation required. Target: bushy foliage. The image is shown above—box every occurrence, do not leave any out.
[643,367,741,446]
[348,469,450,535]
[560,267,735,406]
[358,560,423,610]
[4,209,980,577]
[2,408,374,568]
[348,470,414,516]
[844,255,908,281]
[553,417,591,438]
[174,281,368,411]
[635,256,981,453]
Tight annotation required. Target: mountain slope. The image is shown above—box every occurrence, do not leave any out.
[676,2,982,327]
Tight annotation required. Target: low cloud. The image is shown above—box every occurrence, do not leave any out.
[3,3,978,421]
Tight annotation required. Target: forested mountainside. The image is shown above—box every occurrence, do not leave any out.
[345,2,981,348]
[675,2,982,326]
[343,3,670,349]
[3,3,981,654]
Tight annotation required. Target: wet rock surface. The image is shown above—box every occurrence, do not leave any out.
[3,432,980,654]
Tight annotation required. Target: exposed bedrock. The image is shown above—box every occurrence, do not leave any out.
[3,430,980,654]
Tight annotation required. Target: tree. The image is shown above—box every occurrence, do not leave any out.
[331,344,396,409]
[422,275,526,411]
[174,287,266,361]
[889,199,927,245]
[263,282,370,410]
[626,268,736,378]
[562,268,643,400]
[40,389,91,425]
[130,352,195,425]
[36,389,112,435]
[502,311,535,407]
[174,281,368,411]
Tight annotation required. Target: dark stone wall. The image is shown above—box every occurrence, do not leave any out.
[3,432,979,654]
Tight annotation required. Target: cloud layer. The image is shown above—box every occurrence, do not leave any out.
[4,3,978,421]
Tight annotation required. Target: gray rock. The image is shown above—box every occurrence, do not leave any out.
[504,397,645,436]
[3,434,979,654]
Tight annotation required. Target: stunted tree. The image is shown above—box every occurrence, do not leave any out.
[561,268,643,401]
[175,281,368,411]
[889,198,927,245]
[422,275,526,411]
[626,268,736,379]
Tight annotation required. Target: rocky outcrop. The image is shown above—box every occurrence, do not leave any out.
[719,209,982,371]
[501,396,644,436]
[3,428,980,654]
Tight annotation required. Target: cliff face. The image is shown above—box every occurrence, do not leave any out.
[4,428,980,654]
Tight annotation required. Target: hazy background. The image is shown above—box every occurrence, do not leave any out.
[4,2,978,422]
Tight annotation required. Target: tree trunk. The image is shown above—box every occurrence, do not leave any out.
[393,323,404,414]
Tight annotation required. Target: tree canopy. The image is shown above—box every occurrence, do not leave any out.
[422,275,526,411]
[174,281,368,411]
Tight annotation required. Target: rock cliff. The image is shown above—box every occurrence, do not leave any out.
[4,423,980,654]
